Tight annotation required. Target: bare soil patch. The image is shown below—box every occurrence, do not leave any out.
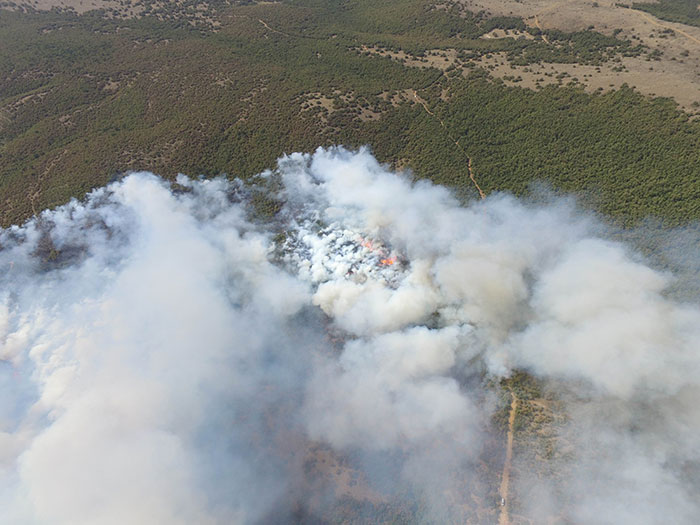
[447,0,700,111]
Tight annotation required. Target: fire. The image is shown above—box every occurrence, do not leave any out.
[359,236,396,265]
[360,238,375,250]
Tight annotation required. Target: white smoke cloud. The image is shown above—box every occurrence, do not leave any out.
[304,325,478,450]
[0,173,313,524]
[508,238,700,398]
[0,147,698,523]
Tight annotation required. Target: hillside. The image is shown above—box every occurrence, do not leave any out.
[2,0,700,227]
[2,2,700,524]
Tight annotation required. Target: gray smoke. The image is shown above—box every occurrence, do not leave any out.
[0,147,698,524]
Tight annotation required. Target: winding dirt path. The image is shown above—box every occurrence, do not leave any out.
[637,12,700,46]
[232,14,303,39]
[257,18,288,37]
[499,392,518,525]
[467,157,486,200]
[411,90,435,116]
[411,90,486,199]
[534,1,700,48]
[253,17,322,40]
[532,0,581,43]
[533,16,551,44]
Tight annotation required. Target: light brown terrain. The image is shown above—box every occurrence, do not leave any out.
[11,0,700,111]
[304,444,387,506]
[455,0,700,111]
[498,393,518,525]
[12,0,136,15]
[7,0,224,26]
[353,1,700,113]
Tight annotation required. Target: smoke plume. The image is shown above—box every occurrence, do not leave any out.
[0,147,698,524]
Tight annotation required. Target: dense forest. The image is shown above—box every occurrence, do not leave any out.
[0,0,698,228]
[632,0,700,28]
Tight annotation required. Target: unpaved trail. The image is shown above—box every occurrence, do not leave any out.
[257,18,288,36]
[468,157,486,199]
[534,1,700,48]
[412,90,436,117]
[534,16,551,44]
[533,0,580,43]
[411,90,486,199]
[254,17,323,40]
[232,15,300,38]
[637,11,700,46]
[499,392,518,525]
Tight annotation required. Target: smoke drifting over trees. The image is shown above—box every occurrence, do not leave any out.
[0,147,698,523]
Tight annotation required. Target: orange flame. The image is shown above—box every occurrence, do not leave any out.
[380,256,397,266]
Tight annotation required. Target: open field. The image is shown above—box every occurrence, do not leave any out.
[454,0,700,109]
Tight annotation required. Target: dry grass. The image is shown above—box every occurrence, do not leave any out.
[14,0,136,15]
[446,0,700,111]
[304,444,387,505]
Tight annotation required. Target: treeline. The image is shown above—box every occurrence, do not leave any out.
[361,75,700,226]
[1,1,699,228]
[631,0,700,28]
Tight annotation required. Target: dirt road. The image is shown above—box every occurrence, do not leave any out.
[499,393,518,525]
[411,90,486,199]
[638,12,700,46]
[533,16,550,43]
